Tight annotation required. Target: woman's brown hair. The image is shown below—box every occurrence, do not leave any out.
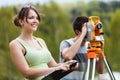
[13,5,41,27]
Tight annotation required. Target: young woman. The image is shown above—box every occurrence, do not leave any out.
[9,5,77,80]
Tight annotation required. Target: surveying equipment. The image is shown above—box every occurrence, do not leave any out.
[83,16,116,80]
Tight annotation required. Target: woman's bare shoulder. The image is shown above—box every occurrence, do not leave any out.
[9,39,17,46]
[9,38,21,48]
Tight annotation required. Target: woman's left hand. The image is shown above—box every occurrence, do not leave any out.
[65,60,79,70]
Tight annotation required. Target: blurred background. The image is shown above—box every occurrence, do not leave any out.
[0,0,120,80]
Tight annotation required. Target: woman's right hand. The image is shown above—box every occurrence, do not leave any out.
[55,63,70,71]
[56,60,78,71]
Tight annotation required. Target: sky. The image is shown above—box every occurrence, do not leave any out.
[0,0,87,7]
[0,0,118,7]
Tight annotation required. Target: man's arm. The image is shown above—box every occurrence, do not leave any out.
[60,24,87,60]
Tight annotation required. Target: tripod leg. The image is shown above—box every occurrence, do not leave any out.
[91,58,96,80]
[103,58,116,80]
[83,59,91,80]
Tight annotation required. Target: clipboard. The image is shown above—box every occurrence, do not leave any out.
[42,61,77,80]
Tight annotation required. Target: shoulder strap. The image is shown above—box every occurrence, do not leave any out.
[16,38,27,56]
[33,37,45,48]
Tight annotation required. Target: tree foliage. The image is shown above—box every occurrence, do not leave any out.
[109,9,120,71]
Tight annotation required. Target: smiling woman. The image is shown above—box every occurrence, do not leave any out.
[9,5,78,80]
[18,7,40,32]
[13,5,41,28]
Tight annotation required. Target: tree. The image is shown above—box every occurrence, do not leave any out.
[0,6,22,79]
[109,9,120,71]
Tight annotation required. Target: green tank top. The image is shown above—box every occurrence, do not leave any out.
[17,37,52,80]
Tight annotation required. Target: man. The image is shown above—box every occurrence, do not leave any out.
[59,16,104,80]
